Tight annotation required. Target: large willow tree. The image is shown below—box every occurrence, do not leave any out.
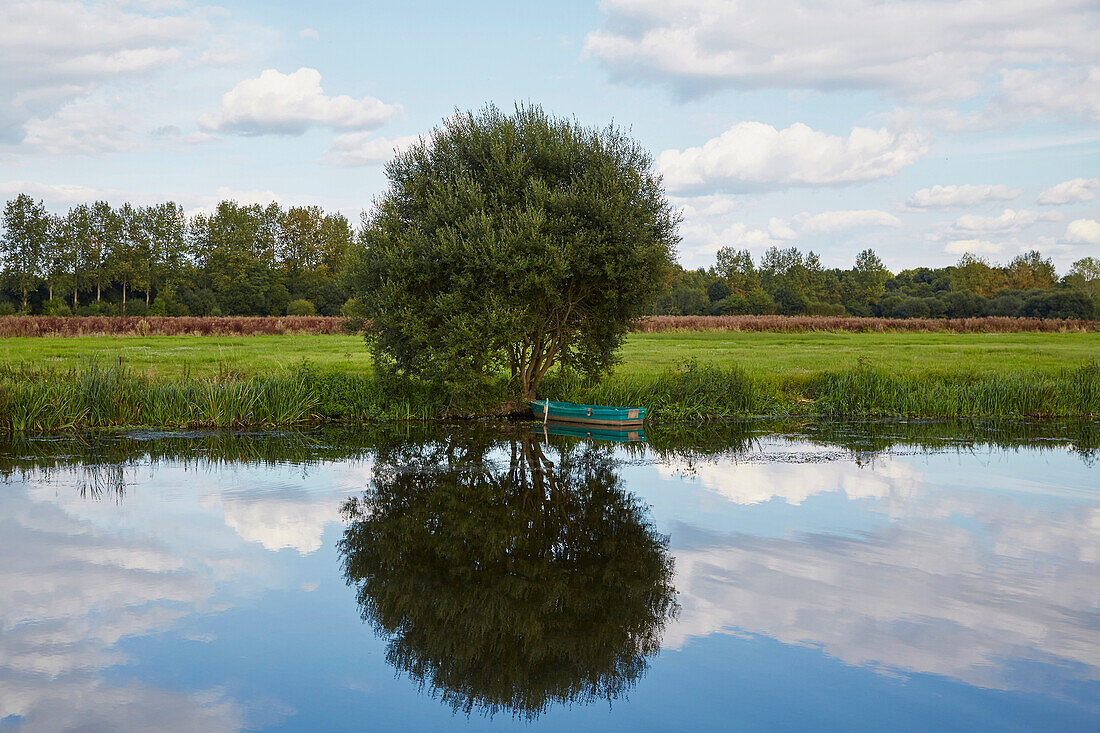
[349,104,679,406]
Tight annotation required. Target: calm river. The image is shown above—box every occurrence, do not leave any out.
[1,421,1097,731]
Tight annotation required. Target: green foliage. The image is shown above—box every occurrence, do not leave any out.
[349,103,678,405]
[286,298,316,316]
[656,248,1096,319]
[42,297,72,316]
[1,194,49,310]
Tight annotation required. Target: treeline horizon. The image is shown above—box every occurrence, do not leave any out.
[2,193,1098,319]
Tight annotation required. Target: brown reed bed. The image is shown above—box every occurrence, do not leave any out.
[0,314,1097,338]
[0,315,347,337]
[632,315,1100,333]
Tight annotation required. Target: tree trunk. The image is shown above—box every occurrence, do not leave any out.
[122,281,127,315]
[48,282,53,301]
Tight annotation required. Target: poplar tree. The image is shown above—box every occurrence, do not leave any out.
[1,194,49,311]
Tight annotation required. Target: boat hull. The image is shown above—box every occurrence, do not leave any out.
[529,400,645,427]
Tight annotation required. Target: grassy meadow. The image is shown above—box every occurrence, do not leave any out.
[2,330,1097,378]
[0,329,1096,431]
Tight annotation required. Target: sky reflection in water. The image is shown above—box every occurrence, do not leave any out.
[0,424,1097,732]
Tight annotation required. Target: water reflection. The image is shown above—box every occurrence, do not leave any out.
[338,431,678,719]
[0,421,1096,730]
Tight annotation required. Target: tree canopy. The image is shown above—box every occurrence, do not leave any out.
[347,104,679,405]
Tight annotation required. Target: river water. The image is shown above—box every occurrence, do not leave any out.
[1,421,1097,732]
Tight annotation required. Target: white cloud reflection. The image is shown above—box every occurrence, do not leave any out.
[660,447,1100,697]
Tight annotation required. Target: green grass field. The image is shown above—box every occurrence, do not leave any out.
[1,331,1097,430]
[1,331,1096,378]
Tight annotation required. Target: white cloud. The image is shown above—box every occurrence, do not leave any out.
[657,121,928,194]
[907,184,1022,209]
[950,209,1061,235]
[792,210,901,236]
[586,0,1100,107]
[0,180,125,205]
[21,103,139,156]
[1038,178,1100,206]
[299,28,320,41]
[0,0,210,141]
[677,205,901,261]
[945,238,1004,255]
[997,66,1100,123]
[1066,219,1100,245]
[151,124,216,146]
[198,68,400,136]
[321,131,422,167]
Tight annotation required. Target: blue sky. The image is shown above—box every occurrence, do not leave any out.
[2,0,1099,271]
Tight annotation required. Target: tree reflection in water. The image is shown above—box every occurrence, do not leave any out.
[338,431,678,719]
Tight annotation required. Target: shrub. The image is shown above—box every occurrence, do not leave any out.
[77,301,117,316]
[42,297,72,317]
[0,302,15,316]
[287,299,317,316]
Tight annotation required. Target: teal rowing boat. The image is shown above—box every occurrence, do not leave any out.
[529,399,646,427]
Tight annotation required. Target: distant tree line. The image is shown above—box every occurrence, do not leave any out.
[0,193,353,317]
[655,246,1100,320]
[2,193,1098,320]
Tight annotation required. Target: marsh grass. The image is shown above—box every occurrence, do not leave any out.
[16,358,451,433]
[0,358,1095,434]
[543,359,1099,421]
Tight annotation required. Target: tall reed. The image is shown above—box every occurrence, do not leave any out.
[0,359,1094,435]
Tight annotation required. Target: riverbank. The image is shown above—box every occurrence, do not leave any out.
[0,359,1095,433]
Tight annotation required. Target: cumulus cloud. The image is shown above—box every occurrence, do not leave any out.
[1066,219,1100,245]
[677,205,901,260]
[792,210,901,236]
[1038,178,1100,205]
[997,66,1100,123]
[321,131,422,167]
[950,209,1062,236]
[657,121,928,194]
[0,0,210,141]
[944,238,1004,255]
[0,180,126,205]
[907,184,1022,209]
[198,68,400,136]
[20,102,139,156]
[585,0,1100,108]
